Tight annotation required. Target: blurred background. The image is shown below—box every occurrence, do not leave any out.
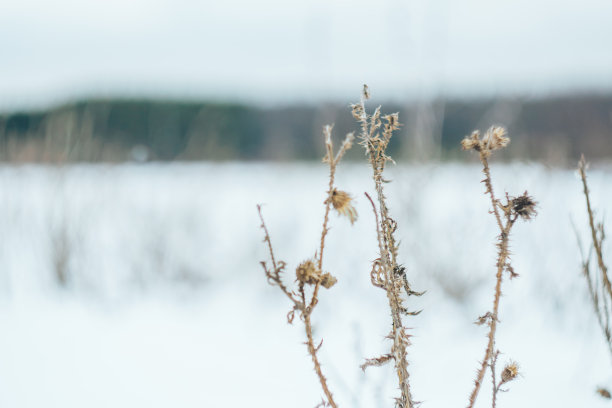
[2,0,612,164]
[1,1,612,407]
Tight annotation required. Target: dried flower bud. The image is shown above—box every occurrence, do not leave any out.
[351,103,364,121]
[500,361,519,384]
[296,259,321,285]
[320,272,337,289]
[384,113,400,131]
[511,191,538,221]
[331,189,358,224]
[484,126,510,151]
[461,131,481,151]
[362,84,370,100]
[597,387,611,399]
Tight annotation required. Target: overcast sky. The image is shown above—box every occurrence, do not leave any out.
[1,0,612,111]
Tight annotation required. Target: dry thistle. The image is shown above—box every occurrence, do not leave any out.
[490,352,520,408]
[463,126,536,408]
[331,189,358,225]
[258,124,356,408]
[510,192,538,221]
[500,361,520,385]
[355,86,422,408]
[296,259,322,285]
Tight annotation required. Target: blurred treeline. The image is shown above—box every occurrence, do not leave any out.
[1,95,611,164]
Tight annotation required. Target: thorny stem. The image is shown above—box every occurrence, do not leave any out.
[258,204,279,273]
[305,313,338,408]
[313,162,335,312]
[312,126,343,313]
[257,205,300,305]
[467,153,515,408]
[259,206,335,407]
[365,192,385,263]
[318,129,336,273]
[481,155,504,231]
[490,350,499,408]
[365,191,413,407]
[360,100,415,408]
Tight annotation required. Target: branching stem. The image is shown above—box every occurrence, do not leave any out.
[467,153,515,408]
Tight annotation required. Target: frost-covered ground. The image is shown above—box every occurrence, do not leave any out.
[0,162,610,408]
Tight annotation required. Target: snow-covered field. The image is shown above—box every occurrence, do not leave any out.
[0,162,610,408]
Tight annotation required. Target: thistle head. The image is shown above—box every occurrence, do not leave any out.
[461,126,509,157]
[331,189,358,224]
[511,191,538,221]
[296,259,321,285]
[500,361,520,385]
[295,259,337,289]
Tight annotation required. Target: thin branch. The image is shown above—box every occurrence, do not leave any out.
[579,155,612,300]
[577,156,612,359]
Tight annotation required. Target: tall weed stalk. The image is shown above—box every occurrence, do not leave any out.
[352,86,423,408]
[258,125,356,407]
[259,86,538,408]
[461,128,536,407]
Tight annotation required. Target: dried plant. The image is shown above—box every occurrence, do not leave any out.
[576,155,612,398]
[257,124,355,408]
[353,85,423,408]
[461,127,536,408]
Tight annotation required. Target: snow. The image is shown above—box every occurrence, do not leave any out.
[0,161,609,407]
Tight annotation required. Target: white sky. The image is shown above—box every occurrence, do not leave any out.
[1,0,612,110]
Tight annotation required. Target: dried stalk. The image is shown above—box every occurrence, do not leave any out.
[258,125,356,408]
[490,351,500,408]
[577,155,612,360]
[355,86,422,408]
[462,127,535,408]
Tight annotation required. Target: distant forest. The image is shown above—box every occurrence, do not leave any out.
[1,95,611,165]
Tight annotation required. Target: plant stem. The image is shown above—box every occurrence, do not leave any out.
[304,313,337,408]
[467,154,514,408]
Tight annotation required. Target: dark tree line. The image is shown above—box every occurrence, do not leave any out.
[1,95,611,164]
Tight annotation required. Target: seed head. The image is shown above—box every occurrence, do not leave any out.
[331,189,358,224]
[296,259,321,285]
[461,127,509,156]
[461,131,481,151]
[320,272,337,289]
[484,126,510,151]
[511,191,538,221]
[500,361,520,384]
